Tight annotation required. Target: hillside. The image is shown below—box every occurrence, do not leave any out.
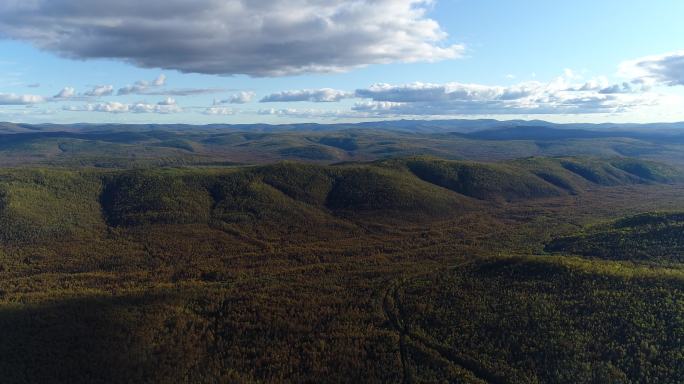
[0,156,683,383]
[395,256,684,383]
[385,156,683,201]
[546,212,684,263]
[3,121,684,167]
[0,157,678,243]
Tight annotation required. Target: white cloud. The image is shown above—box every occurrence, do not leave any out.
[352,72,663,115]
[215,91,256,105]
[352,101,406,112]
[115,74,221,96]
[598,82,633,94]
[257,107,350,118]
[64,102,129,113]
[53,86,76,99]
[0,93,45,105]
[261,88,354,102]
[117,74,166,95]
[117,82,150,96]
[153,74,166,87]
[157,97,176,106]
[356,82,505,102]
[158,88,225,96]
[204,106,235,115]
[0,0,463,77]
[63,98,182,114]
[130,99,182,114]
[619,51,684,86]
[84,85,114,97]
[54,84,118,100]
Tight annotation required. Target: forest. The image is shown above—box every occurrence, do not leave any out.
[0,153,683,383]
[3,0,684,380]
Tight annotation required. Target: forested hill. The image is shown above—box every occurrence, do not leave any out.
[0,156,680,245]
[4,119,684,134]
[3,120,684,167]
[0,155,683,382]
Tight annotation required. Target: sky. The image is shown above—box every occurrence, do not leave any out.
[0,0,683,124]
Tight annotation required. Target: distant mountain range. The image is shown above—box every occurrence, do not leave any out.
[3,119,684,167]
[4,119,684,135]
[459,125,684,143]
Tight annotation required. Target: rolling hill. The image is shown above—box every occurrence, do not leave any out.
[0,157,679,244]
[3,120,684,167]
[546,211,684,263]
[0,155,683,383]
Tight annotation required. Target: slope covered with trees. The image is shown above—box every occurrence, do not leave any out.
[396,256,684,383]
[0,156,682,383]
[546,212,684,263]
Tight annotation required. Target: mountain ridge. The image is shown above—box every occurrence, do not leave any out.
[4,119,684,135]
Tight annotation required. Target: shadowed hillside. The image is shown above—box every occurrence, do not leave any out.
[546,211,684,263]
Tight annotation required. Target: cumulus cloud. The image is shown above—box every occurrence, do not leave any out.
[152,74,166,87]
[352,101,405,112]
[53,87,76,99]
[352,73,661,115]
[157,97,176,106]
[64,102,127,113]
[156,88,225,96]
[258,108,350,118]
[0,0,464,77]
[130,99,182,114]
[84,85,114,97]
[619,51,684,86]
[261,88,354,102]
[117,75,166,95]
[215,91,256,105]
[64,98,182,114]
[115,74,221,96]
[204,106,235,115]
[0,93,45,105]
[54,85,118,100]
[598,82,633,94]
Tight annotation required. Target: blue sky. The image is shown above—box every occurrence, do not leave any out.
[1,0,683,124]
